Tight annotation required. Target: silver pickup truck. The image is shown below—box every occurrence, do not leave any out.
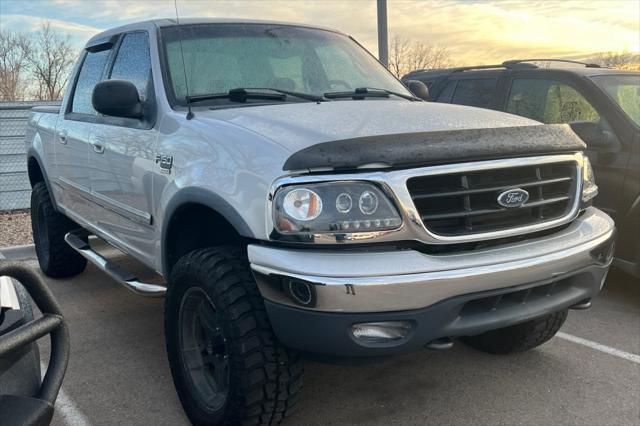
[25,19,615,425]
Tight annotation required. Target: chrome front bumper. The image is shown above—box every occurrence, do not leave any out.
[250,208,615,313]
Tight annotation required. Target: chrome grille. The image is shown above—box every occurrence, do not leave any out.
[407,161,579,236]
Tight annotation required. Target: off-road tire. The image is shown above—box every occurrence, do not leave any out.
[30,182,86,278]
[462,310,568,354]
[165,247,303,425]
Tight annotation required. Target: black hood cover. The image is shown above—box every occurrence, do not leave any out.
[283,124,586,171]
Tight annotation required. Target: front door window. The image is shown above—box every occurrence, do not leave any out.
[506,78,599,124]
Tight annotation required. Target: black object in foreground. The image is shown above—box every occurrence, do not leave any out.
[0,262,70,426]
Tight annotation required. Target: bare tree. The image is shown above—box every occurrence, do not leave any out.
[409,43,452,72]
[388,35,411,79]
[592,51,640,70]
[388,34,453,78]
[0,30,31,101]
[27,22,75,101]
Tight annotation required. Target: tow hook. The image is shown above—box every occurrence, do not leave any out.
[570,299,592,310]
[425,338,454,350]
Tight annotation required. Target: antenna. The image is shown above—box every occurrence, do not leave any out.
[174,0,194,120]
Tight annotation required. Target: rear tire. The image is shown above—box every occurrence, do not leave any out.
[30,182,87,278]
[462,310,568,354]
[165,247,303,425]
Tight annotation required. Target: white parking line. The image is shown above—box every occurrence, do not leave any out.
[40,363,91,426]
[38,361,91,425]
[557,332,640,364]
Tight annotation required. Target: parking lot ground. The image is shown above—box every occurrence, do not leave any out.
[2,244,639,425]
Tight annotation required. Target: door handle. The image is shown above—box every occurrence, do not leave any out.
[57,130,68,144]
[91,140,105,154]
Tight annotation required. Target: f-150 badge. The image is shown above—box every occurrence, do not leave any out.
[155,155,173,174]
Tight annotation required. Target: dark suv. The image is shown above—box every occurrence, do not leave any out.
[404,60,639,277]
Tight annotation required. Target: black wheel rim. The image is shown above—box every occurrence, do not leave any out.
[178,287,230,412]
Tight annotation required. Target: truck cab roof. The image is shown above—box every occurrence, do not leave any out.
[403,60,638,87]
[85,18,344,48]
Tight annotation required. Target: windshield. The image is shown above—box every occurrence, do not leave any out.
[590,74,640,126]
[160,23,411,106]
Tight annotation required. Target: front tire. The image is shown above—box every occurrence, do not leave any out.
[462,310,568,354]
[165,247,303,425]
[30,182,87,278]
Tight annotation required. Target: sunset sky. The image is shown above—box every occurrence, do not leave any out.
[1,0,638,65]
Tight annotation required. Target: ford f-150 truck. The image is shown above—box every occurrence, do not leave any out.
[25,19,615,425]
[403,61,639,277]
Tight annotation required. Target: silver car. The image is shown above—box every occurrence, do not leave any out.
[25,19,615,425]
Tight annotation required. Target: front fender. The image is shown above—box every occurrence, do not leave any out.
[159,186,255,275]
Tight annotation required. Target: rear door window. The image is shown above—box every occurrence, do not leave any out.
[506,78,599,123]
[70,48,111,115]
[450,78,497,108]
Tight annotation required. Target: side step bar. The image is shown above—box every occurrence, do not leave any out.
[64,232,166,297]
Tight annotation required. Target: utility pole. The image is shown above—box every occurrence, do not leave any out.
[377,0,388,67]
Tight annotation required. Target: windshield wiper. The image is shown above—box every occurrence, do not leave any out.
[324,87,419,101]
[187,87,326,104]
[187,88,287,104]
[242,87,327,102]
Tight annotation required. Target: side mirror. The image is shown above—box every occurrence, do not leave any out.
[570,121,621,152]
[92,80,143,119]
[570,121,603,142]
[405,80,430,101]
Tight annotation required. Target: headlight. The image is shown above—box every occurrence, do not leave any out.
[273,182,402,234]
[582,156,598,203]
[282,189,323,221]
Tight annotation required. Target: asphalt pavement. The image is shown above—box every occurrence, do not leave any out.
[1,244,639,425]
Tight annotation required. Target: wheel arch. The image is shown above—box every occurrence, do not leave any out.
[26,150,58,211]
[161,188,255,277]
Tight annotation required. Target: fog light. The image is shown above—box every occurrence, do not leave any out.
[283,278,316,307]
[351,321,412,343]
[590,238,616,265]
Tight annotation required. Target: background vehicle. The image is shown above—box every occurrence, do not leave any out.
[0,261,69,426]
[25,21,615,425]
[404,60,639,277]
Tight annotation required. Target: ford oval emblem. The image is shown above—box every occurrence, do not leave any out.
[497,188,529,208]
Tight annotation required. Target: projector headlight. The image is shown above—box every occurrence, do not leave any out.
[582,156,598,203]
[273,182,402,234]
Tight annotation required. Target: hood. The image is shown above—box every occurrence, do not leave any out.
[201,100,539,153]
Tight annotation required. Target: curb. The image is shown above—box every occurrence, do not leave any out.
[0,244,36,260]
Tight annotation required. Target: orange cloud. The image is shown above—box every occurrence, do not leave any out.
[3,0,638,65]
